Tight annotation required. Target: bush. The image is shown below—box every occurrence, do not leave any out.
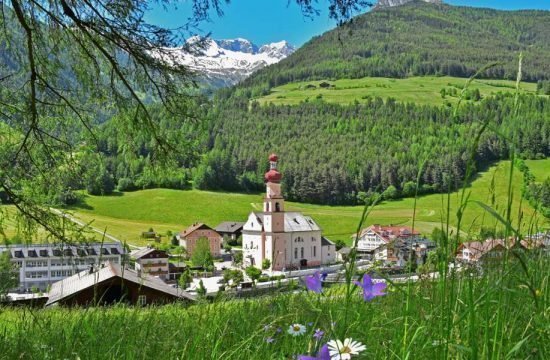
[117,177,136,192]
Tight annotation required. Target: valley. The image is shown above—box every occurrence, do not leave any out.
[37,159,548,246]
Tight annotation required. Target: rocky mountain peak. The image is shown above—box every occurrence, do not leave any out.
[374,0,443,10]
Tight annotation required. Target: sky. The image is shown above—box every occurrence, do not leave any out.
[144,0,550,47]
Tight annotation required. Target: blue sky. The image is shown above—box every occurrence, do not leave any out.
[144,1,550,47]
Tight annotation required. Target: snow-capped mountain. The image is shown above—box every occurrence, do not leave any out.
[374,0,442,9]
[163,37,295,88]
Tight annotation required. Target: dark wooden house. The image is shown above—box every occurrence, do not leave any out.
[46,261,195,307]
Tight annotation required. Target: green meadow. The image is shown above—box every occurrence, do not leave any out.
[1,159,547,246]
[52,159,549,246]
[256,76,540,106]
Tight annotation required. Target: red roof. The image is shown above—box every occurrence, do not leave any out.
[359,224,420,242]
[265,169,282,183]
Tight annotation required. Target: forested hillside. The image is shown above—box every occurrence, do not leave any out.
[199,94,549,204]
[236,2,550,96]
[2,2,549,209]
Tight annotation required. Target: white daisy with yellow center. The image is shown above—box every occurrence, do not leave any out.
[287,323,306,336]
[327,338,366,360]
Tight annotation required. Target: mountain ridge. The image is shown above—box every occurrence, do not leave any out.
[168,37,296,88]
[237,2,550,93]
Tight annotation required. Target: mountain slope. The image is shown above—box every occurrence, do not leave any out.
[239,2,550,91]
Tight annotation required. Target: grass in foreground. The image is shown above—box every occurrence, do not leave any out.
[256,76,540,106]
[0,254,547,359]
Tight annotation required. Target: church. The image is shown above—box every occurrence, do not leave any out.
[242,154,336,271]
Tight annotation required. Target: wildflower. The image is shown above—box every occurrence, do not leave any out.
[304,271,323,293]
[354,274,386,301]
[308,322,314,327]
[276,327,282,334]
[263,324,271,332]
[288,323,307,336]
[266,337,275,344]
[321,272,328,281]
[327,338,366,360]
[298,344,330,360]
[313,328,325,340]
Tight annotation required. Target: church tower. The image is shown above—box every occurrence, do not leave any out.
[264,154,285,233]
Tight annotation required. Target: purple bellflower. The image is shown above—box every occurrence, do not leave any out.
[313,329,325,341]
[304,271,323,293]
[355,274,387,301]
[298,344,330,360]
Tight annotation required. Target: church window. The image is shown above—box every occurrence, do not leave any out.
[275,202,280,212]
[294,248,298,259]
[301,247,304,258]
[313,246,317,257]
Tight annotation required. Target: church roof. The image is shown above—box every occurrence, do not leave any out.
[252,212,321,232]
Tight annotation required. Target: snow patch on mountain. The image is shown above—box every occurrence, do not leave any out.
[159,37,296,88]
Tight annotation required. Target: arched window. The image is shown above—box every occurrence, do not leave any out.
[275,202,280,212]
[294,248,298,259]
[301,247,304,258]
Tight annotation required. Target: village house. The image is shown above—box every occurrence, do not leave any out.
[215,221,245,242]
[0,242,124,292]
[456,238,546,265]
[46,261,195,307]
[355,224,421,253]
[178,223,222,258]
[130,247,169,280]
[242,154,336,271]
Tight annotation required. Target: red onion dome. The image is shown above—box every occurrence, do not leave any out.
[269,153,278,162]
[265,169,282,183]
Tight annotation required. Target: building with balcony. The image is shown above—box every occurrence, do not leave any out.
[0,242,124,292]
[130,247,169,280]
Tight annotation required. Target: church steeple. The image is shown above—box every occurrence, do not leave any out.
[264,154,284,215]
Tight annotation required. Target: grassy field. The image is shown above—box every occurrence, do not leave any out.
[2,159,547,246]
[0,254,548,359]
[256,76,540,106]
[45,159,548,246]
[526,159,550,182]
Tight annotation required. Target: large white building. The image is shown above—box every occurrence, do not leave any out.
[0,242,124,292]
[242,154,336,271]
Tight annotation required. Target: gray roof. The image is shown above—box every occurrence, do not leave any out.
[130,247,167,260]
[46,261,195,306]
[215,221,245,233]
[321,237,334,246]
[338,247,352,255]
[253,212,321,232]
[0,242,123,259]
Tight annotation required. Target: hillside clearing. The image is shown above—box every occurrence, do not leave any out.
[256,76,540,106]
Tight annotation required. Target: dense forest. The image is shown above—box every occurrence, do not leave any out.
[236,2,550,97]
[46,93,548,207]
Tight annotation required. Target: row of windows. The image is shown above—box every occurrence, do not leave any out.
[294,246,317,259]
[25,271,48,279]
[17,257,120,268]
[294,237,317,243]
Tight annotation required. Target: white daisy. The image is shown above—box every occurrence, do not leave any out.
[327,338,366,360]
[287,323,306,336]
